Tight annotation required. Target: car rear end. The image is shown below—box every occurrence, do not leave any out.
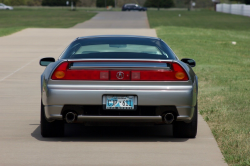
[40,36,198,137]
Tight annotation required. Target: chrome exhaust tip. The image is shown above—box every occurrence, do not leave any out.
[65,112,77,123]
[163,113,174,124]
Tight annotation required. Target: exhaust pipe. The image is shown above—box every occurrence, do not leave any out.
[65,112,77,123]
[163,113,174,124]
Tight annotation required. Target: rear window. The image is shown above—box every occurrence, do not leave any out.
[126,4,136,7]
[60,37,177,60]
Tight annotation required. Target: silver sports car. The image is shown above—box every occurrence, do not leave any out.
[40,35,198,138]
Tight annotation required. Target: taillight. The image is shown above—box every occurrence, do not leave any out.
[172,63,189,81]
[131,70,175,81]
[51,62,68,80]
[51,62,109,80]
[51,62,188,81]
[131,63,188,81]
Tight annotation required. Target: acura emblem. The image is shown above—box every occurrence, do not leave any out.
[116,71,124,79]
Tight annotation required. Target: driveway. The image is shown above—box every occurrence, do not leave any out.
[72,11,149,28]
[0,12,227,166]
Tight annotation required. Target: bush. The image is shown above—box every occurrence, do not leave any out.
[245,0,250,4]
[42,0,80,6]
[26,0,42,6]
[144,0,174,8]
[96,0,114,7]
[1,0,26,5]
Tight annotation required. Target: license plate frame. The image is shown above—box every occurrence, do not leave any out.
[102,95,137,110]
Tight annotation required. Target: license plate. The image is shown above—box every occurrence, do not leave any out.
[104,96,136,110]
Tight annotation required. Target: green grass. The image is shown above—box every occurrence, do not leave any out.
[13,6,122,11]
[0,8,96,37]
[148,11,250,166]
[148,10,250,31]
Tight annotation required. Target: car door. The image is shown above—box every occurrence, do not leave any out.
[132,5,137,10]
[127,5,132,10]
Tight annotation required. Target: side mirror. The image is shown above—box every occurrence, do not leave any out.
[39,57,55,66]
[181,58,196,67]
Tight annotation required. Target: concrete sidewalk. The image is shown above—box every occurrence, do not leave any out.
[72,12,150,28]
[0,28,227,166]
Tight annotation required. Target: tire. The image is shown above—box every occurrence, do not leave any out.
[173,104,198,138]
[40,101,64,137]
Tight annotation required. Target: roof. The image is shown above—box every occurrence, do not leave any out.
[77,35,160,40]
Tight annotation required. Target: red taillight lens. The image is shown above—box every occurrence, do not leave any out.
[51,62,109,80]
[51,62,68,80]
[64,70,109,80]
[172,63,189,81]
[131,63,188,81]
[131,70,175,81]
[51,62,188,81]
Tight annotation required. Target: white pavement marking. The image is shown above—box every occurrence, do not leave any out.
[0,60,34,82]
[0,28,227,166]
[0,40,69,82]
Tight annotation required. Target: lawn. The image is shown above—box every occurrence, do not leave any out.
[0,8,96,37]
[148,10,250,31]
[148,10,250,166]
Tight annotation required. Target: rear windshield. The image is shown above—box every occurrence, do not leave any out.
[60,37,177,60]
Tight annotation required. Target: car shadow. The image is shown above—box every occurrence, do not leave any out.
[31,124,189,142]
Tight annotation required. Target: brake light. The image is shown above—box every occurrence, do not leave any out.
[131,63,188,81]
[51,62,109,80]
[51,62,188,81]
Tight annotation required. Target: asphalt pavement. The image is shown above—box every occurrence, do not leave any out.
[0,12,227,166]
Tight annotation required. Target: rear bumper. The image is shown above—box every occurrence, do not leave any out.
[44,105,194,122]
[43,86,196,123]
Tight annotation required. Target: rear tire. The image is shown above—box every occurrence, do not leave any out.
[173,104,198,138]
[40,101,64,137]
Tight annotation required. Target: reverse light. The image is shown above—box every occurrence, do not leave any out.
[131,72,140,80]
[100,71,109,80]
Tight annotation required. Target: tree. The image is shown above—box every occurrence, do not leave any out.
[42,0,80,6]
[26,0,42,6]
[96,0,115,7]
[42,0,66,6]
[144,0,174,9]
[1,0,26,5]
[229,0,250,4]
